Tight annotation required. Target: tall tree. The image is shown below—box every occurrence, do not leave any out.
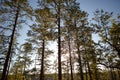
[62,1,78,80]
[1,1,20,79]
[0,33,8,73]
[92,9,120,79]
[21,42,32,80]
[27,2,54,79]
[82,26,94,80]
[72,6,88,80]
[0,0,32,80]
[43,0,65,80]
[10,57,24,80]
[109,16,120,57]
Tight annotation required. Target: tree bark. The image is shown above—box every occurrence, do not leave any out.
[68,39,74,80]
[40,39,45,80]
[58,1,62,80]
[117,69,120,79]
[110,68,115,80]
[78,53,84,80]
[1,6,19,80]
[77,45,84,80]
[87,60,92,80]
[23,52,27,80]
[5,51,13,80]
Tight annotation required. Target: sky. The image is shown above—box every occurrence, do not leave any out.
[17,0,120,71]
[78,0,120,15]
[18,0,120,55]
[18,0,120,44]
[77,0,120,42]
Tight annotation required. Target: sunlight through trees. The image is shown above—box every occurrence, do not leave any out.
[0,0,120,80]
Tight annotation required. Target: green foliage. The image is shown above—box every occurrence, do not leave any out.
[23,42,32,53]
[1,0,120,80]
[110,21,120,46]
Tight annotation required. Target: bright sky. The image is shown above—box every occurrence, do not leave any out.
[17,0,120,72]
[18,0,120,44]
[78,0,120,15]
[77,0,120,42]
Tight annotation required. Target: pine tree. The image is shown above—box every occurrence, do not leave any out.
[72,8,88,80]
[92,10,120,79]
[27,2,54,79]
[42,0,65,80]
[0,0,32,79]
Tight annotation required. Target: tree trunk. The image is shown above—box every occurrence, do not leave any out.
[40,39,45,80]
[15,68,18,80]
[110,68,115,80]
[1,6,19,80]
[118,52,120,58]
[77,45,84,80]
[75,22,84,80]
[23,53,27,80]
[117,69,120,80]
[58,1,62,80]
[87,60,92,80]
[67,60,69,80]
[92,54,98,80]
[78,53,84,80]
[5,52,13,80]
[68,38,74,80]
[85,62,88,80]
[94,65,98,80]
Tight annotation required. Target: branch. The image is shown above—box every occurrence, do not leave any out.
[106,39,120,56]
[0,26,12,30]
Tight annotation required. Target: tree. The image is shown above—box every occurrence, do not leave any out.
[10,58,24,80]
[62,1,79,80]
[0,0,32,80]
[72,7,88,80]
[42,0,66,80]
[27,2,54,79]
[1,1,20,79]
[92,9,120,79]
[0,34,8,73]
[21,42,32,80]
[109,16,120,57]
